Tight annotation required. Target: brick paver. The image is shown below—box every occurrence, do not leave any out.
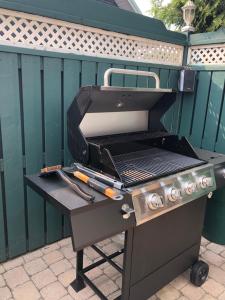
[1,236,225,299]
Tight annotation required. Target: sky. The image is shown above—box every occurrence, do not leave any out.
[134,0,171,16]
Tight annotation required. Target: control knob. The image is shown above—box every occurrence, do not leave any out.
[184,182,196,195]
[198,176,213,189]
[167,187,181,202]
[146,193,163,210]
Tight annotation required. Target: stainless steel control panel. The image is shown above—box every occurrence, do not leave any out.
[131,164,216,226]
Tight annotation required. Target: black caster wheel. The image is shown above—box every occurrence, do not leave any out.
[190,260,209,287]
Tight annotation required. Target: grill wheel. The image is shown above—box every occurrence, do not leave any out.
[190,260,209,287]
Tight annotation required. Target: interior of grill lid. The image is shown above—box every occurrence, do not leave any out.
[67,69,204,187]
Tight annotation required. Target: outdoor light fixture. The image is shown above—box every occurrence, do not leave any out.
[181,0,196,32]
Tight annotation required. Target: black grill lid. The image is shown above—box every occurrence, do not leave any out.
[67,68,177,165]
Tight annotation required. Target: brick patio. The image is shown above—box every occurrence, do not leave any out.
[1,236,225,300]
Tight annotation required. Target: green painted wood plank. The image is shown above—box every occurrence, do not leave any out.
[63,59,81,237]
[163,70,179,133]
[0,53,26,257]
[189,72,212,147]
[148,68,160,88]
[97,62,111,86]
[63,59,81,166]
[137,66,148,88]
[44,57,63,243]
[202,72,225,151]
[124,65,137,88]
[21,55,45,250]
[0,164,6,261]
[179,81,198,138]
[111,64,124,87]
[190,28,225,46]
[215,91,225,154]
[81,61,96,86]
[160,68,170,129]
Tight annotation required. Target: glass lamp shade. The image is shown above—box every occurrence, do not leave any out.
[182,1,196,32]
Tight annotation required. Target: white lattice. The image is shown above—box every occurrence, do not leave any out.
[189,44,225,65]
[0,8,183,66]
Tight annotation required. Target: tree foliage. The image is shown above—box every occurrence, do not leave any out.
[150,0,225,33]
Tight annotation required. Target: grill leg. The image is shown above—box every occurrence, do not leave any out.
[71,250,86,292]
[119,229,134,300]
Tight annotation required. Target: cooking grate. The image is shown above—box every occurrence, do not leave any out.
[113,148,205,187]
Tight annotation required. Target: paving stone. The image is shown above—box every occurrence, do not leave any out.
[200,295,217,300]
[115,276,122,289]
[24,257,47,275]
[176,297,188,300]
[86,267,103,280]
[181,284,205,300]
[97,239,111,248]
[170,275,188,290]
[58,269,75,288]
[0,287,12,300]
[58,238,72,248]
[60,295,74,300]
[0,265,4,274]
[201,237,210,246]
[3,257,24,271]
[23,249,43,262]
[61,246,75,260]
[108,290,121,299]
[43,250,64,265]
[40,281,67,300]
[208,265,225,285]
[42,243,60,254]
[68,285,94,300]
[89,295,101,300]
[12,281,40,300]
[202,250,225,267]
[207,243,225,254]
[3,266,29,289]
[32,268,57,289]
[93,275,118,296]
[85,247,101,261]
[102,243,121,255]
[50,259,72,276]
[219,291,225,300]
[221,250,225,258]
[202,278,224,297]
[0,274,5,287]
[156,284,180,300]
[103,265,118,279]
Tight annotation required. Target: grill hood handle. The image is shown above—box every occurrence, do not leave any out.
[104,68,160,89]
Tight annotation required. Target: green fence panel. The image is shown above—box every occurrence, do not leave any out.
[21,55,45,250]
[202,72,225,151]
[0,53,26,257]
[63,59,81,237]
[44,57,63,244]
[215,87,225,153]
[0,167,6,261]
[189,72,212,147]
[97,62,111,86]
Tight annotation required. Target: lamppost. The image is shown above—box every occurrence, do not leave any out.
[181,0,196,33]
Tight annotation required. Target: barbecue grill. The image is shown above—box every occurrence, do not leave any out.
[26,68,225,300]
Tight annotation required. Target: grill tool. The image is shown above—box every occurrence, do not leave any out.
[40,165,94,202]
[73,163,124,190]
[63,166,124,200]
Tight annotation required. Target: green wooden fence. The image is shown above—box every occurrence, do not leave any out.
[0,47,181,262]
[178,30,225,152]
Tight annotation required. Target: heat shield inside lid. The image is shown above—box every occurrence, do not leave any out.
[77,86,173,113]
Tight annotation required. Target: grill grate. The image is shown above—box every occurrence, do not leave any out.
[113,148,204,186]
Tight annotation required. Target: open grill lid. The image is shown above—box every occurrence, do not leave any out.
[67,68,177,165]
